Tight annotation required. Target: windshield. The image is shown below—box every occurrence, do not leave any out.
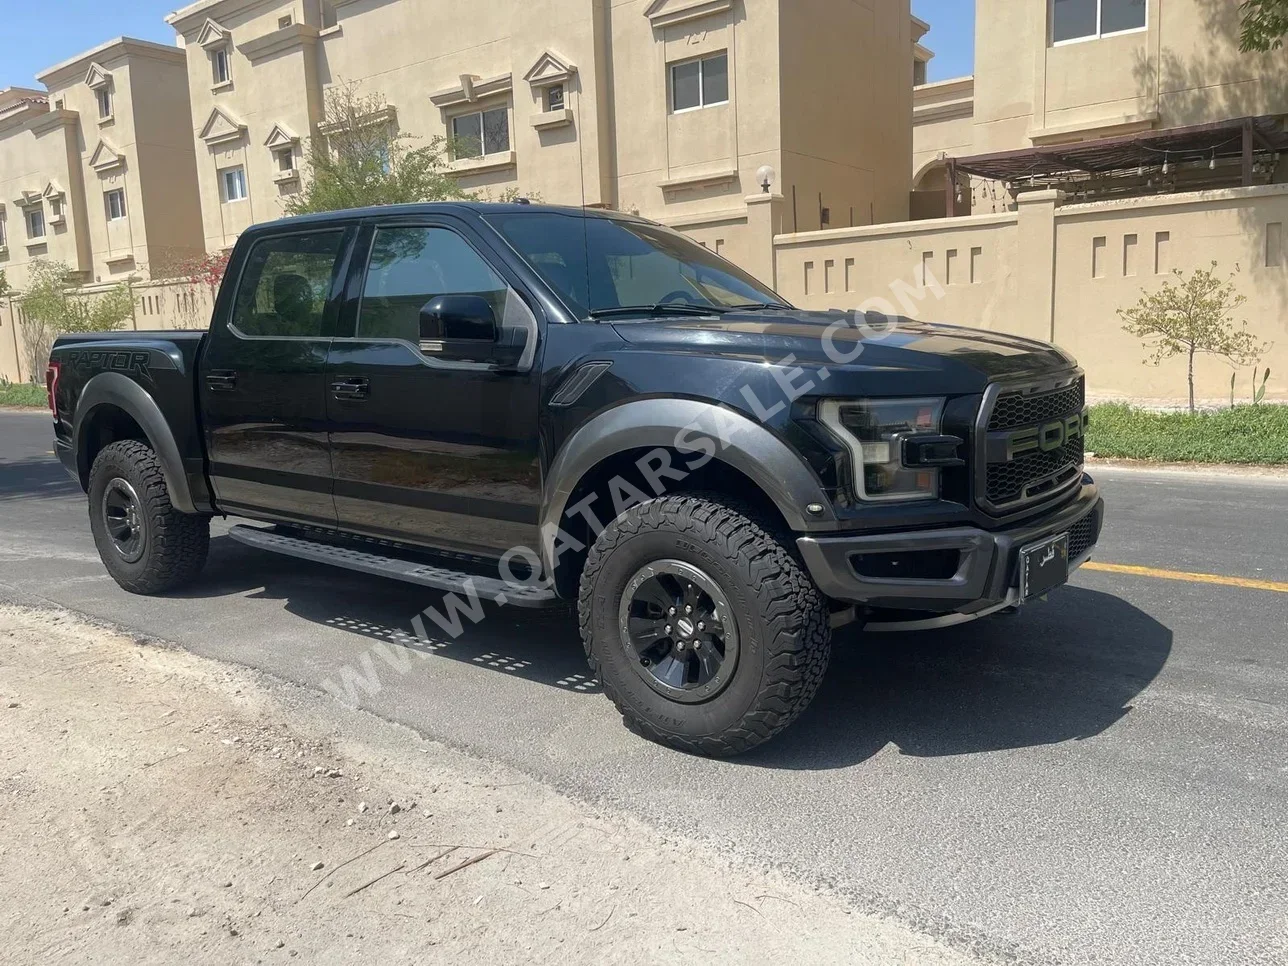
[482,211,788,319]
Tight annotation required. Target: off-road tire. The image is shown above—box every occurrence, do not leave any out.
[87,440,210,595]
[578,495,831,756]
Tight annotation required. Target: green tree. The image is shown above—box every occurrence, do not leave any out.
[285,82,467,216]
[18,261,133,383]
[1118,263,1268,413]
[0,269,10,300]
[1239,0,1288,51]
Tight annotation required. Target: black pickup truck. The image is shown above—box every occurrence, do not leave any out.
[48,202,1102,755]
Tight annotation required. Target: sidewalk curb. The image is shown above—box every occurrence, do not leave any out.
[1088,457,1288,483]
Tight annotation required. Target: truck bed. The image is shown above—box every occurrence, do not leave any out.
[49,329,209,507]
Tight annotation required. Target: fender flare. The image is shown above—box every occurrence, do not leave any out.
[72,371,198,514]
[540,398,837,576]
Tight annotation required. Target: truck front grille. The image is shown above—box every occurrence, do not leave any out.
[987,379,1084,431]
[985,436,1084,505]
[977,374,1086,516]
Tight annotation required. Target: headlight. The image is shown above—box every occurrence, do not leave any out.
[819,398,947,502]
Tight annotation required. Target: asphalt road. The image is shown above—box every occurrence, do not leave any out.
[3,408,1287,965]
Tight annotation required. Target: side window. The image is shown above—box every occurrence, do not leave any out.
[357,226,509,342]
[231,231,345,338]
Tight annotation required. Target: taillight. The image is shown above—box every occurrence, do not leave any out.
[45,361,61,419]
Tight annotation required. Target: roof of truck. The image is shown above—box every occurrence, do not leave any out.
[250,202,646,233]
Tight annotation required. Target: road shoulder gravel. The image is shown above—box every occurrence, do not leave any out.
[0,604,983,966]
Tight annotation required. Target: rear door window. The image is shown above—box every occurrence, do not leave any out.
[231,231,346,338]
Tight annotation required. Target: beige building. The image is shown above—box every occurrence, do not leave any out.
[0,39,204,291]
[165,0,915,262]
[773,0,1288,404]
[913,0,1288,216]
[0,87,83,289]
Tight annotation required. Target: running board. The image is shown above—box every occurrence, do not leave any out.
[228,525,561,608]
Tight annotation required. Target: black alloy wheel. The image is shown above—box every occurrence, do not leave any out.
[87,440,210,595]
[102,477,147,564]
[618,559,740,704]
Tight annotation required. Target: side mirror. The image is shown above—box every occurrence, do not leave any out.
[419,295,498,345]
[418,293,527,370]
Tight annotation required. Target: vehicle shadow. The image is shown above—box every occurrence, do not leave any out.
[0,455,81,503]
[173,534,596,695]
[742,586,1172,770]
[175,536,1169,768]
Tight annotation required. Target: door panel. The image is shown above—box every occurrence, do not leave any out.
[199,228,350,527]
[326,221,542,554]
[327,342,541,552]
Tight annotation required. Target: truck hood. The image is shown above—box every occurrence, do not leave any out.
[609,309,1074,385]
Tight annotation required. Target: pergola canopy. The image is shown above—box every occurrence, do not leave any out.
[934,115,1287,216]
[952,116,1287,182]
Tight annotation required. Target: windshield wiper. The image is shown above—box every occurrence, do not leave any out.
[724,301,793,311]
[587,303,727,320]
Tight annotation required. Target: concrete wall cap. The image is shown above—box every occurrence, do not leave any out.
[1015,189,1065,205]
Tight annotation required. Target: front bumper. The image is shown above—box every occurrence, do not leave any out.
[797,478,1103,626]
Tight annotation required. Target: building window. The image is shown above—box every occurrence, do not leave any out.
[220,165,248,203]
[96,87,112,119]
[1052,0,1146,44]
[275,147,294,172]
[278,14,293,28]
[26,207,46,239]
[212,47,231,85]
[546,84,565,112]
[451,106,510,159]
[0,217,7,249]
[670,51,729,113]
[106,188,127,221]
[49,198,62,221]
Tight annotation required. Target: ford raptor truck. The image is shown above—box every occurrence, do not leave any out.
[48,202,1103,756]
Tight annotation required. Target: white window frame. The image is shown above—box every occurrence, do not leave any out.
[220,165,248,203]
[0,215,7,249]
[546,84,565,112]
[96,87,113,120]
[26,206,46,239]
[451,106,511,160]
[669,51,729,115]
[275,146,295,172]
[1051,0,1148,46]
[105,188,127,221]
[212,46,231,86]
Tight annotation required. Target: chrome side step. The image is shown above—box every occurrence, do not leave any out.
[228,525,561,609]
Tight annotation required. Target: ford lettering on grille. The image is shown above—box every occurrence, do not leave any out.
[1005,413,1087,461]
[978,376,1087,514]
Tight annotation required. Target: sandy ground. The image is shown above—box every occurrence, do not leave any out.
[0,605,983,966]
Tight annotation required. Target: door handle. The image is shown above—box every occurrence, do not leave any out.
[331,376,370,400]
[205,370,237,392]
